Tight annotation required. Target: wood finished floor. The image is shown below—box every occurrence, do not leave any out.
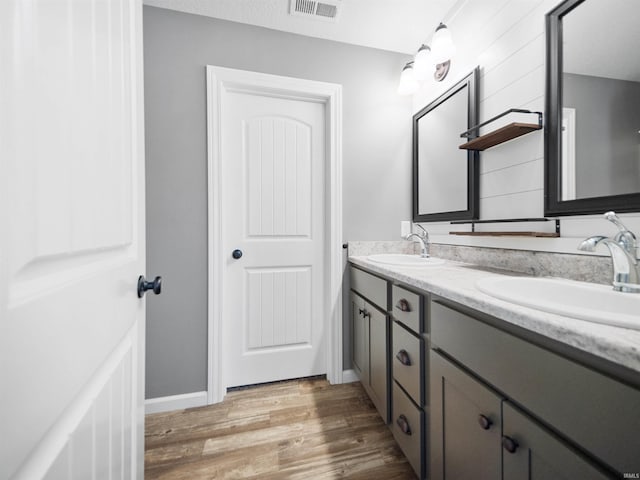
[145,378,417,479]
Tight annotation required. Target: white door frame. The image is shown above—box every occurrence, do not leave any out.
[206,65,343,404]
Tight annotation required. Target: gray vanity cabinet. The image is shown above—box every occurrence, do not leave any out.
[430,298,636,479]
[502,402,608,480]
[430,352,607,480]
[430,351,502,480]
[350,291,368,383]
[390,284,426,479]
[350,267,390,423]
[349,260,640,479]
[368,303,389,419]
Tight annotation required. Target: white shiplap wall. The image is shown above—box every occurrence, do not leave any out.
[412,0,640,255]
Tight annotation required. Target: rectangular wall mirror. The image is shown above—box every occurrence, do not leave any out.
[413,68,479,222]
[545,0,640,215]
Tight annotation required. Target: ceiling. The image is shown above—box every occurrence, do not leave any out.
[143,0,461,54]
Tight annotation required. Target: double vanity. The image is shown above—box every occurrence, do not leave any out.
[361,0,640,475]
[348,252,640,479]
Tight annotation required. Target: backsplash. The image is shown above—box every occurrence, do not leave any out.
[349,241,612,286]
[347,241,420,257]
[430,244,611,285]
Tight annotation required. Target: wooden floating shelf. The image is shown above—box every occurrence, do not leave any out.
[449,231,559,238]
[459,122,542,151]
[458,108,543,151]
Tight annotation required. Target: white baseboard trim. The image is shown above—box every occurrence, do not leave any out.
[147,374,359,415]
[145,391,208,414]
[342,369,359,383]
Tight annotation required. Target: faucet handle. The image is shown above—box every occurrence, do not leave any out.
[604,211,637,256]
[604,211,635,236]
[604,211,628,230]
[414,223,429,240]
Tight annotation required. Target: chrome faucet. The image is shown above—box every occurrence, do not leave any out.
[405,224,430,258]
[578,212,640,293]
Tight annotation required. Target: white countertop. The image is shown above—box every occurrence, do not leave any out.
[349,255,640,375]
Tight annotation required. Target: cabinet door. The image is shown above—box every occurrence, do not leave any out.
[502,402,610,480]
[392,320,423,405]
[432,300,640,473]
[351,292,368,383]
[430,351,502,480]
[368,301,389,422]
[392,381,424,478]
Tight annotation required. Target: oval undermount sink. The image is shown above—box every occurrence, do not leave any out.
[476,276,640,330]
[367,254,445,267]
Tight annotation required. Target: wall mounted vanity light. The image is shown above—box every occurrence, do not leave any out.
[431,23,456,64]
[413,44,432,81]
[397,61,420,95]
[398,22,456,95]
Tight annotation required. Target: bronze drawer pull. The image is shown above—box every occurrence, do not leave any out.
[502,436,519,454]
[395,298,412,312]
[478,414,493,430]
[395,349,412,366]
[396,415,412,435]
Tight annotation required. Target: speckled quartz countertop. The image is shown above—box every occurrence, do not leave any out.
[349,255,640,377]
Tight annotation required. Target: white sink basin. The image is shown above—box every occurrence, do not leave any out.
[367,254,445,267]
[476,276,640,330]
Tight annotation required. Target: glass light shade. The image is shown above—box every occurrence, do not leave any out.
[397,63,419,95]
[413,45,433,81]
[431,23,456,64]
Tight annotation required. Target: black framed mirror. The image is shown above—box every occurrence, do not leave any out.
[545,0,640,216]
[412,68,479,222]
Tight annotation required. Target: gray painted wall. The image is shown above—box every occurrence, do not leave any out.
[143,6,412,398]
[563,73,640,199]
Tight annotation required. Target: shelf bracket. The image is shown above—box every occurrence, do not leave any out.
[450,217,560,238]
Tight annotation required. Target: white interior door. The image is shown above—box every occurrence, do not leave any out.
[219,75,327,389]
[0,1,146,478]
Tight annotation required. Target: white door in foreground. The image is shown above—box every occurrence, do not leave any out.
[0,0,147,478]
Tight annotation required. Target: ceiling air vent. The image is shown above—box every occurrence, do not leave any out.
[290,0,341,22]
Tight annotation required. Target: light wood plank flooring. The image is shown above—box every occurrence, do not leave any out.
[145,377,417,479]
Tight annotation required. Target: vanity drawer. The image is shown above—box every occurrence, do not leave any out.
[350,266,388,311]
[431,300,640,474]
[392,320,423,405]
[392,285,423,333]
[392,381,424,479]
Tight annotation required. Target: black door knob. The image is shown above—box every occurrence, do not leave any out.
[232,249,243,259]
[138,275,162,298]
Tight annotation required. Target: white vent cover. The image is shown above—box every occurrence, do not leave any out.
[290,0,341,22]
